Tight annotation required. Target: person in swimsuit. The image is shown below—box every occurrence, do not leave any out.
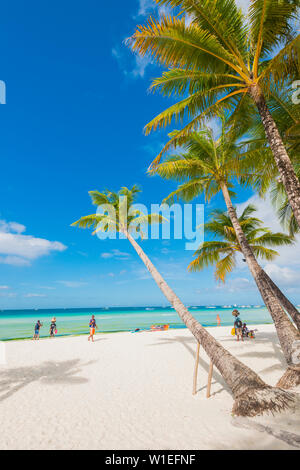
[50,317,56,337]
[88,315,97,342]
[33,320,42,340]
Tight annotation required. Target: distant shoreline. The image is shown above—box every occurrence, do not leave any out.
[0,304,268,313]
[1,321,274,342]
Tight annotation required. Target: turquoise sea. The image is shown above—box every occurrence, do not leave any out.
[0,305,273,341]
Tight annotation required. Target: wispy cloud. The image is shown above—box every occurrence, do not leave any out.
[24,293,46,298]
[101,249,131,260]
[136,0,171,18]
[0,285,9,289]
[236,193,300,294]
[57,281,87,288]
[235,0,250,13]
[264,264,300,288]
[0,219,67,267]
[112,1,172,80]
[112,45,153,79]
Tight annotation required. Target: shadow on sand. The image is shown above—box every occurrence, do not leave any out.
[148,335,230,396]
[0,358,93,403]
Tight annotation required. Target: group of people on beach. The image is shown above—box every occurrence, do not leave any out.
[33,317,57,340]
[33,314,98,342]
[33,310,254,342]
[232,309,255,341]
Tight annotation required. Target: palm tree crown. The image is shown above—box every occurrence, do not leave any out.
[189,204,294,281]
[150,121,241,204]
[71,185,163,237]
[130,0,299,162]
[130,0,300,229]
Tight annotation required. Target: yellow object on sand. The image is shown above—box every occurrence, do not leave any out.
[231,327,236,336]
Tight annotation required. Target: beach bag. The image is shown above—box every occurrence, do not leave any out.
[231,327,235,336]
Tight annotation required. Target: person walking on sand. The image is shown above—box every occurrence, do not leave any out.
[33,320,43,340]
[88,314,97,342]
[50,317,57,338]
[232,309,243,342]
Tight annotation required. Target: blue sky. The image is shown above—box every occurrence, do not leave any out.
[0,0,299,309]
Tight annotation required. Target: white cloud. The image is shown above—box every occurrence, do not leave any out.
[38,286,56,290]
[24,293,46,298]
[0,291,16,298]
[112,45,153,79]
[0,256,31,266]
[101,249,131,260]
[236,194,300,295]
[235,0,250,12]
[0,285,9,289]
[136,0,171,18]
[0,219,67,266]
[264,264,300,287]
[236,194,300,267]
[57,281,87,288]
[137,0,153,16]
[112,1,172,80]
[210,277,254,294]
[131,54,153,78]
[0,220,26,233]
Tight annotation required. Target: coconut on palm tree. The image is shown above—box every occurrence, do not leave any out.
[129,0,300,227]
[71,185,296,416]
[150,125,300,387]
[189,204,300,331]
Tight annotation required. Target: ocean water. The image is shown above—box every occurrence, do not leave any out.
[0,305,272,341]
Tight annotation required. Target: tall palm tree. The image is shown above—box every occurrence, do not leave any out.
[189,204,300,330]
[271,169,300,238]
[129,0,300,226]
[71,185,296,416]
[236,82,300,229]
[150,128,300,387]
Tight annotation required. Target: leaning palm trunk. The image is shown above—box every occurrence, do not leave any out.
[221,184,300,389]
[263,273,300,331]
[249,85,300,229]
[122,228,296,416]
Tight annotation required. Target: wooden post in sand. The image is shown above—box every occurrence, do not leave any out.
[206,361,214,398]
[192,342,200,395]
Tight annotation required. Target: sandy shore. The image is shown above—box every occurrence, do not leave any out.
[0,324,299,450]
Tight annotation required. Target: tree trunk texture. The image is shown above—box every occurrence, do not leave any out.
[263,272,300,331]
[221,184,300,390]
[250,85,300,229]
[123,229,296,416]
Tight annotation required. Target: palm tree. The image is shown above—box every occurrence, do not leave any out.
[129,0,300,226]
[236,82,300,232]
[150,127,300,388]
[189,204,293,280]
[271,169,300,238]
[189,204,300,330]
[71,185,296,416]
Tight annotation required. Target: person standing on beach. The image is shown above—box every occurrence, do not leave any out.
[216,314,221,326]
[232,309,243,342]
[49,317,57,338]
[33,320,42,340]
[88,315,97,342]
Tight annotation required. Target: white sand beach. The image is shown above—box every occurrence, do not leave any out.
[0,324,299,450]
